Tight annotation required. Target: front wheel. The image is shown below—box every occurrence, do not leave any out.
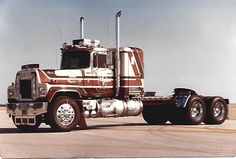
[49,96,80,132]
[204,97,228,125]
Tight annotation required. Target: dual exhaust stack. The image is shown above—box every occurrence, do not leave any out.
[115,11,121,97]
[80,17,84,39]
[79,11,122,97]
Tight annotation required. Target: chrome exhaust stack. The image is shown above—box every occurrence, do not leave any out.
[80,17,84,39]
[115,11,121,97]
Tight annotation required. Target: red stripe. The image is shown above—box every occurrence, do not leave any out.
[121,79,142,86]
[132,48,144,78]
[128,52,140,77]
[38,69,51,83]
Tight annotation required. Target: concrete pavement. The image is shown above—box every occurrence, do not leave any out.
[0,108,235,158]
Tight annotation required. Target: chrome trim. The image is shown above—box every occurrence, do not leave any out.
[7,102,48,116]
[190,101,204,119]
[14,116,36,126]
[56,103,75,126]
[213,101,225,120]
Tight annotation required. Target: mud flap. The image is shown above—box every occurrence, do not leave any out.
[78,112,87,129]
[174,88,196,108]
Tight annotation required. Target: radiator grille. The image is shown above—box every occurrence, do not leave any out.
[20,80,32,99]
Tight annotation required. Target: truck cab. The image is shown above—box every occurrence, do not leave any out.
[59,39,115,98]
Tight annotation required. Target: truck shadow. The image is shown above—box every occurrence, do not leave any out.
[76,122,148,131]
[0,123,148,134]
[0,127,53,134]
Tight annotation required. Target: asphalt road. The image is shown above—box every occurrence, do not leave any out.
[0,108,236,158]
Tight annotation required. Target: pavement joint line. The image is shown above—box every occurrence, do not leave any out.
[86,118,236,131]
[169,126,236,134]
[82,123,236,133]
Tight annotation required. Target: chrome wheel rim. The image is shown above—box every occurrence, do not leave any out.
[213,101,225,120]
[191,101,203,119]
[56,103,75,126]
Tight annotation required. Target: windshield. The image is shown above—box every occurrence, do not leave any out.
[61,50,90,69]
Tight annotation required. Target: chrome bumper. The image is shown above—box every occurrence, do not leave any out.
[7,102,48,116]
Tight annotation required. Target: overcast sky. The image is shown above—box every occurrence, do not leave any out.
[0,0,236,103]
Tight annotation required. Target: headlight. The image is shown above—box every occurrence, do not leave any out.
[38,84,47,97]
[39,87,46,96]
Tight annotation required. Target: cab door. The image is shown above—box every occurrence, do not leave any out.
[92,51,114,97]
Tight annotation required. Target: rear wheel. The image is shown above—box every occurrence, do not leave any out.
[204,97,228,125]
[185,96,206,125]
[142,106,168,125]
[49,96,80,132]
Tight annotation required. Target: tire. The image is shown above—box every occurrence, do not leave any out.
[142,106,168,125]
[49,96,80,132]
[185,96,206,125]
[204,97,228,125]
[168,107,187,125]
[12,115,42,132]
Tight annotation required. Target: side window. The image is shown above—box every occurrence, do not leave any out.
[93,53,107,68]
[98,54,106,68]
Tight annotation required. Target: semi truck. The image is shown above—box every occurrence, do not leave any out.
[7,11,229,132]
